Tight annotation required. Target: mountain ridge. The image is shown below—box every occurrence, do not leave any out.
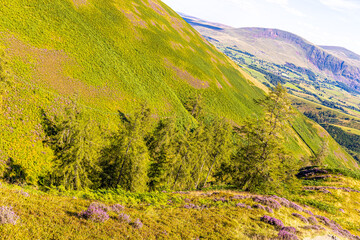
[181,14,360,91]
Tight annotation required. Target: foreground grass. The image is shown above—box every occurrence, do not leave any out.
[1,170,360,239]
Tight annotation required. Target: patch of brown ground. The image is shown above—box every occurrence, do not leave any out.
[117,6,147,29]
[170,41,184,51]
[334,150,349,163]
[132,2,141,15]
[188,47,195,53]
[147,0,167,16]
[144,0,191,41]
[317,128,328,138]
[221,74,233,88]
[214,66,232,88]
[164,58,209,89]
[150,20,157,27]
[169,16,191,42]
[1,33,123,103]
[72,0,88,8]
[160,24,169,31]
[210,58,217,64]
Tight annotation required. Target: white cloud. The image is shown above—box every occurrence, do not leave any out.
[319,0,360,11]
[284,6,306,17]
[225,0,259,10]
[265,0,288,6]
[265,0,306,17]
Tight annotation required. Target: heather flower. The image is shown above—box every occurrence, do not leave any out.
[292,213,308,223]
[213,197,228,203]
[271,195,291,207]
[132,219,143,229]
[183,203,200,209]
[303,209,314,216]
[89,202,109,212]
[79,205,109,223]
[252,204,266,211]
[236,203,252,209]
[173,191,189,194]
[301,225,325,230]
[230,195,249,200]
[118,213,131,223]
[252,196,281,210]
[278,230,298,240]
[19,190,29,197]
[307,216,318,224]
[281,227,296,234]
[315,215,338,228]
[260,215,284,229]
[289,202,303,212]
[265,207,273,213]
[0,206,19,225]
[110,204,125,213]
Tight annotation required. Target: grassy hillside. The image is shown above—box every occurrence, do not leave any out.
[0,0,358,185]
[1,169,360,239]
[293,97,360,162]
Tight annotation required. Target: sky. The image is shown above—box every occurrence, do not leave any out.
[161,0,360,55]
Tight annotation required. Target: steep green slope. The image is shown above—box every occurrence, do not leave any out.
[0,0,357,183]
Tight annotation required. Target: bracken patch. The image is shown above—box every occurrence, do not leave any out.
[164,59,209,89]
[72,0,88,8]
[0,206,19,225]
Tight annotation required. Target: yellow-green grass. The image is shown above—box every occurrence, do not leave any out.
[291,95,360,130]
[1,172,360,239]
[333,124,360,136]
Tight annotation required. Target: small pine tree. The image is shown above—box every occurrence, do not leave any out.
[43,103,100,190]
[171,124,193,190]
[100,103,152,192]
[201,117,233,189]
[229,84,297,192]
[147,118,177,190]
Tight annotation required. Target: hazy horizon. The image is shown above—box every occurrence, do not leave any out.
[162,0,360,55]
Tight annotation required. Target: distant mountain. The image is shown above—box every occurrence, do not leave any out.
[320,46,360,65]
[181,14,360,92]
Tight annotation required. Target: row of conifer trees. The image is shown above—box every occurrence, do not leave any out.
[41,84,300,193]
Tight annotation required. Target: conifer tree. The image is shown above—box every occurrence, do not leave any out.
[184,94,203,119]
[228,84,296,192]
[147,117,177,190]
[191,119,211,190]
[100,103,151,192]
[171,94,208,190]
[45,103,100,190]
[171,124,192,190]
[201,117,232,189]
